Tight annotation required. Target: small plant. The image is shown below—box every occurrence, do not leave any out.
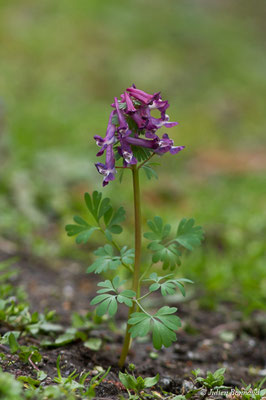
[119,364,159,399]
[228,378,266,400]
[66,85,204,367]
[192,367,227,390]
[0,367,23,400]
[190,368,229,399]
[53,355,111,399]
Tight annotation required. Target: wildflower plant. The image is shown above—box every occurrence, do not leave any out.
[66,85,204,367]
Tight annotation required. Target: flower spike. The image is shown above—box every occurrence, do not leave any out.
[94,86,184,185]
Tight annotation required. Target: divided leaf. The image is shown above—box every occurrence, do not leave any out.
[175,218,204,251]
[144,216,203,269]
[66,191,126,244]
[84,191,115,223]
[65,216,98,244]
[87,245,121,274]
[146,273,193,297]
[106,207,126,235]
[148,242,181,270]
[117,290,136,307]
[142,165,158,180]
[128,306,181,350]
[144,216,171,241]
[132,146,152,162]
[87,246,135,275]
[120,246,135,265]
[90,277,135,317]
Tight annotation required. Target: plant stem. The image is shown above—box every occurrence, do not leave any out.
[131,165,142,299]
[118,165,142,368]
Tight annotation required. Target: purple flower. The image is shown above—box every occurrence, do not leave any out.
[94,111,116,156]
[117,135,137,166]
[94,85,184,185]
[95,144,116,186]
[124,136,158,150]
[131,109,148,129]
[124,134,185,157]
[124,91,136,113]
[149,97,169,118]
[114,97,128,131]
[153,133,185,155]
[126,86,159,105]
[146,115,178,131]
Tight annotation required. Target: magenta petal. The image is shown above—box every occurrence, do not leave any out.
[170,146,185,154]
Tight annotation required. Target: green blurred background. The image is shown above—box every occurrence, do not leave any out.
[0,0,265,313]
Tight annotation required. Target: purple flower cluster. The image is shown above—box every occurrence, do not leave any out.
[94,85,185,186]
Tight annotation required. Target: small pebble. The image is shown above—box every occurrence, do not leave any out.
[182,379,194,392]
[159,376,173,391]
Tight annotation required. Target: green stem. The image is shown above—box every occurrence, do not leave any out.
[133,299,154,319]
[137,153,155,170]
[136,291,152,302]
[118,165,142,368]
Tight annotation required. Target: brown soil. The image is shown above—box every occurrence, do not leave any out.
[0,250,265,399]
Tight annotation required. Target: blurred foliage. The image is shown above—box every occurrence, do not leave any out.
[0,0,265,313]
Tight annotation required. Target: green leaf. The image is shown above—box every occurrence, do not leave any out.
[75,227,99,244]
[108,207,126,227]
[94,297,116,316]
[103,206,126,238]
[117,290,136,307]
[17,376,40,387]
[84,191,113,224]
[55,332,76,346]
[73,215,89,226]
[144,216,171,241]
[65,220,98,244]
[90,277,126,316]
[103,207,113,226]
[98,197,112,220]
[119,372,137,390]
[108,224,123,234]
[148,242,181,270]
[145,274,193,297]
[84,338,102,351]
[97,280,115,291]
[90,294,112,305]
[84,192,100,221]
[87,245,121,274]
[111,113,119,125]
[142,165,158,180]
[129,306,181,350]
[120,246,135,265]
[175,218,204,251]
[143,373,160,388]
[118,101,127,110]
[132,146,152,162]
[8,333,19,353]
[104,229,113,241]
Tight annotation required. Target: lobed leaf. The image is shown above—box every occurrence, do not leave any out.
[148,242,181,270]
[87,245,121,274]
[90,277,132,317]
[120,246,135,265]
[142,165,158,180]
[144,216,171,241]
[175,218,204,251]
[128,306,181,350]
